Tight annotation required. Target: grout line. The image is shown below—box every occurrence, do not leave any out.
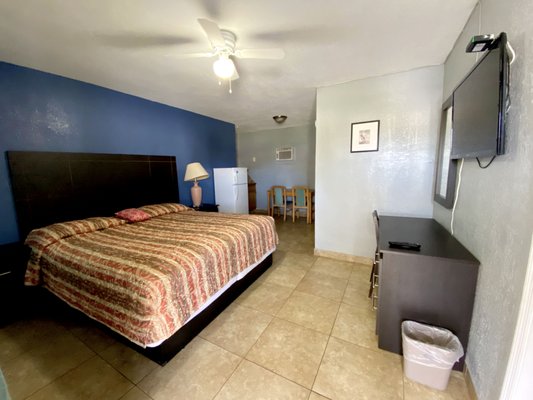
[243,358,315,393]
[209,357,247,400]
[120,386,155,400]
[310,334,333,397]
[98,352,139,387]
[308,290,347,394]
[242,316,276,360]
[237,254,374,339]
[131,384,155,400]
[211,272,328,393]
[22,354,100,400]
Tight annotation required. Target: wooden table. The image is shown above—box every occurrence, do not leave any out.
[376,216,479,371]
[267,188,314,223]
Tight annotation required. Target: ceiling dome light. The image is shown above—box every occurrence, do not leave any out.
[213,56,235,79]
[273,115,287,123]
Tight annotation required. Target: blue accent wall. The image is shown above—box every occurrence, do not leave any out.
[0,62,236,243]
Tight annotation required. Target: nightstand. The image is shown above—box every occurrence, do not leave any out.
[0,242,28,325]
[192,203,219,212]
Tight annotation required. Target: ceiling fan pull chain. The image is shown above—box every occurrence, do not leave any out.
[229,79,232,94]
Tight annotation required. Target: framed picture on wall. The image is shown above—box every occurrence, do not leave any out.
[350,120,380,153]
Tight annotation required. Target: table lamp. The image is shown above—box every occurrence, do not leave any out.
[184,162,209,207]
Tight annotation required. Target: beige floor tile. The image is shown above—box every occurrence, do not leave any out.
[200,303,273,356]
[331,302,378,350]
[246,318,328,389]
[138,337,241,400]
[272,249,288,265]
[214,360,309,400]
[258,263,307,288]
[296,270,348,301]
[275,238,292,249]
[68,323,118,354]
[235,282,293,315]
[99,342,159,384]
[309,392,331,400]
[276,291,340,334]
[27,356,133,400]
[343,278,373,309]
[404,372,470,399]
[313,337,403,400]
[2,330,95,399]
[294,245,315,255]
[277,242,312,255]
[119,387,153,400]
[275,221,314,237]
[279,229,311,239]
[311,258,354,279]
[350,263,373,283]
[277,252,317,271]
[0,318,67,365]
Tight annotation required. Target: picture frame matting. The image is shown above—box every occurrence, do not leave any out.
[350,120,380,153]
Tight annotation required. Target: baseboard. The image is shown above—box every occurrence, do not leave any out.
[314,248,373,266]
[464,364,478,400]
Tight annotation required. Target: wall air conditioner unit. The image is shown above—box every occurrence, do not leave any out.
[276,146,294,161]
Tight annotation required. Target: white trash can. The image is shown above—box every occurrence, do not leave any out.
[401,320,464,391]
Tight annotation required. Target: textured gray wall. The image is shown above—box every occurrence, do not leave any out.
[433,1,533,398]
[315,66,443,257]
[236,124,316,210]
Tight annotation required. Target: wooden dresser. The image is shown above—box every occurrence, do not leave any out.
[375,216,479,371]
[248,176,256,212]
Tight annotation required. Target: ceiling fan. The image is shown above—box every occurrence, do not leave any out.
[179,19,285,91]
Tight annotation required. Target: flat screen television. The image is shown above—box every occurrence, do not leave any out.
[450,32,509,159]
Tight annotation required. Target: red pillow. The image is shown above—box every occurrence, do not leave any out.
[115,208,151,222]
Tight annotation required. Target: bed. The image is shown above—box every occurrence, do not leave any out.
[7,151,276,364]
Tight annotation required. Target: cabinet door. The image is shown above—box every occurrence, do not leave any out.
[248,183,256,211]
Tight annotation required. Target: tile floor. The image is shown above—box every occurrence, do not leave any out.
[0,217,471,399]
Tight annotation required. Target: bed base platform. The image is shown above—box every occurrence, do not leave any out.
[38,253,273,366]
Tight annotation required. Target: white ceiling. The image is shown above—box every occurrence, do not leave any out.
[0,0,476,133]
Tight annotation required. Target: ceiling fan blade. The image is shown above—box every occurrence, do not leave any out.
[231,67,239,81]
[197,18,226,48]
[234,48,285,60]
[96,33,195,49]
[171,52,215,59]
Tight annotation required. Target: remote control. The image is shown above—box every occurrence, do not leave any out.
[388,241,421,251]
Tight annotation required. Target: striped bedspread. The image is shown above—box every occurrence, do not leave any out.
[24,206,277,347]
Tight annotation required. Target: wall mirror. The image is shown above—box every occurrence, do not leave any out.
[434,97,458,209]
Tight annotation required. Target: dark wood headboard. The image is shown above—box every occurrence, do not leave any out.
[7,151,179,240]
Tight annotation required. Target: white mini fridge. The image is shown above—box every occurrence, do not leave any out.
[213,167,249,214]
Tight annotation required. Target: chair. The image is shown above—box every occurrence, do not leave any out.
[270,186,292,221]
[291,186,311,223]
[372,210,380,252]
[369,210,380,303]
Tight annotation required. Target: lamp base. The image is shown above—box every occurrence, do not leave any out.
[191,181,202,207]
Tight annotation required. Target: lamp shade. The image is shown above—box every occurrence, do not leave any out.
[184,162,209,182]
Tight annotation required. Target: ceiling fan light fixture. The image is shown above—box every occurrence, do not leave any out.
[213,56,235,79]
[273,115,287,123]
